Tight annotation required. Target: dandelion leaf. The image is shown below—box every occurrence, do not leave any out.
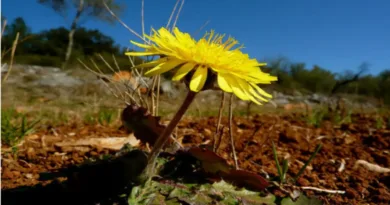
[281,195,323,205]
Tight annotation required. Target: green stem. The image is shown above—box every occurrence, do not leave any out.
[143,90,197,179]
[293,143,322,183]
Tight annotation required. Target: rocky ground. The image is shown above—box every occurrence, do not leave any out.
[2,64,389,205]
[1,64,379,110]
[2,113,390,204]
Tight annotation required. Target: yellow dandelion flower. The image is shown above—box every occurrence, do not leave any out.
[125,27,278,105]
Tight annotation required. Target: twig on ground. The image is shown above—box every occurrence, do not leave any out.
[249,160,270,179]
[228,94,239,170]
[338,158,346,172]
[271,181,291,195]
[353,159,390,173]
[301,186,346,194]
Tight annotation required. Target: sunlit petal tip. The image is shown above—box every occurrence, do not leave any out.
[258,96,269,102]
[144,59,183,77]
[250,83,273,99]
[125,51,157,56]
[249,96,262,105]
[258,63,267,67]
[130,40,151,49]
[189,66,208,92]
[172,63,196,81]
[133,58,167,69]
[217,73,233,93]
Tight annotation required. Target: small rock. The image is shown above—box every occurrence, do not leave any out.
[236,129,243,134]
[2,169,14,179]
[90,151,99,156]
[26,134,40,140]
[279,127,301,143]
[11,171,21,178]
[25,173,33,179]
[203,128,212,138]
[27,147,36,160]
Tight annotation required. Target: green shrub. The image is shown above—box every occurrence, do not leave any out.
[1,108,41,147]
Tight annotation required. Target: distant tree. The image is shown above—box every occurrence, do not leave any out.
[377,69,390,105]
[29,26,122,57]
[73,27,121,55]
[265,57,296,91]
[37,0,124,69]
[331,62,369,95]
[1,17,33,55]
[33,27,69,56]
[5,17,32,39]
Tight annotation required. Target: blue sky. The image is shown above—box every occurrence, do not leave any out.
[2,0,390,75]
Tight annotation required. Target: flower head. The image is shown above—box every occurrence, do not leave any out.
[125,27,277,105]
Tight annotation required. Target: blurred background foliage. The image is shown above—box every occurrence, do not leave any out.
[1,16,390,105]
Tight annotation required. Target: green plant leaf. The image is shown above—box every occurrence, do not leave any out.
[281,195,323,205]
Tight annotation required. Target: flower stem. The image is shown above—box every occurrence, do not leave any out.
[143,90,197,179]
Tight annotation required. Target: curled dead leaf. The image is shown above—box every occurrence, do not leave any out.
[221,169,269,191]
[188,147,231,174]
[121,105,175,148]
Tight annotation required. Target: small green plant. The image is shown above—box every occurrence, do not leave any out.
[56,111,69,124]
[97,108,116,126]
[82,108,117,125]
[306,109,327,128]
[375,116,384,129]
[334,109,352,125]
[1,108,41,147]
[83,112,96,125]
[271,141,322,184]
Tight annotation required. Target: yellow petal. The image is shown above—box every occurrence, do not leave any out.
[144,59,184,77]
[172,62,196,81]
[250,82,272,98]
[248,85,268,102]
[133,58,167,69]
[249,72,278,84]
[217,73,232,93]
[130,40,152,49]
[190,66,208,92]
[125,51,157,56]
[234,78,261,104]
[236,80,266,104]
[224,75,249,101]
[248,95,262,105]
